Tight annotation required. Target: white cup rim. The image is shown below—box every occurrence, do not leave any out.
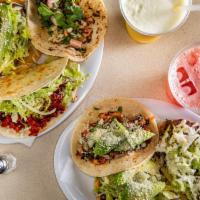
[119,0,192,36]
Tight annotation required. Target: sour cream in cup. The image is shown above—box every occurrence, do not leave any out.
[119,0,191,43]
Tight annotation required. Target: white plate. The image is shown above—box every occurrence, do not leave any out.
[54,98,200,200]
[0,43,104,146]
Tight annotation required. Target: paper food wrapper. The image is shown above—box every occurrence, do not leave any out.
[0,135,36,147]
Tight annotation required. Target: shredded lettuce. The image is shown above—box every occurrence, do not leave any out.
[0,61,85,120]
[0,3,29,74]
[157,120,200,200]
[95,161,166,200]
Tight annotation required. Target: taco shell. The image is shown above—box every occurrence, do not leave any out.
[0,57,68,100]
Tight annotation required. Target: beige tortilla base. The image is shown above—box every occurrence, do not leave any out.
[0,57,68,100]
[27,0,108,62]
[71,98,159,177]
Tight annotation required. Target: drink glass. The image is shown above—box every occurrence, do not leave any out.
[119,0,192,44]
[168,43,200,114]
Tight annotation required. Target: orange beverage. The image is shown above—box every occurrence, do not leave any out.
[168,44,200,114]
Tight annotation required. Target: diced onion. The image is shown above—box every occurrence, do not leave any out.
[19,100,56,116]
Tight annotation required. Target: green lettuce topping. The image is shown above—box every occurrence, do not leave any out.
[0,61,85,120]
[157,120,200,200]
[0,3,29,75]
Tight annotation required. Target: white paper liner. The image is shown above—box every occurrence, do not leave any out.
[0,136,36,147]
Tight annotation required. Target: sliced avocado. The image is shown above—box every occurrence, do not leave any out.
[171,179,186,193]
[90,119,155,156]
[142,160,161,176]
[112,118,128,135]
[127,129,155,149]
[191,158,200,170]
[91,131,120,156]
[93,141,114,156]
[161,191,179,199]
[151,182,166,198]
[114,141,131,152]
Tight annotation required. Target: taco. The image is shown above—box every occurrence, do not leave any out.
[71,98,159,177]
[27,0,107,62]
[0,57,86,138]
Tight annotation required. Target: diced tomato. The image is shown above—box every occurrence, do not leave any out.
[0,83,67,136]
[1,115,12,127]
[1,115,24,133]
[29,126,40,136]
[12,126,21,133]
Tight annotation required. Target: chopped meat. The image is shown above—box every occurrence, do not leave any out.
[47,0,54,8]
[70,39,83,48]
[98,113,111,121]
[86,17,95,24]
[98,111,123,122]
[81,130,88,138]
[83,27,93,37]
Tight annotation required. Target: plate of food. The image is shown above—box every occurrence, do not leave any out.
[0,0,107,142]
[54,98,200,200]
